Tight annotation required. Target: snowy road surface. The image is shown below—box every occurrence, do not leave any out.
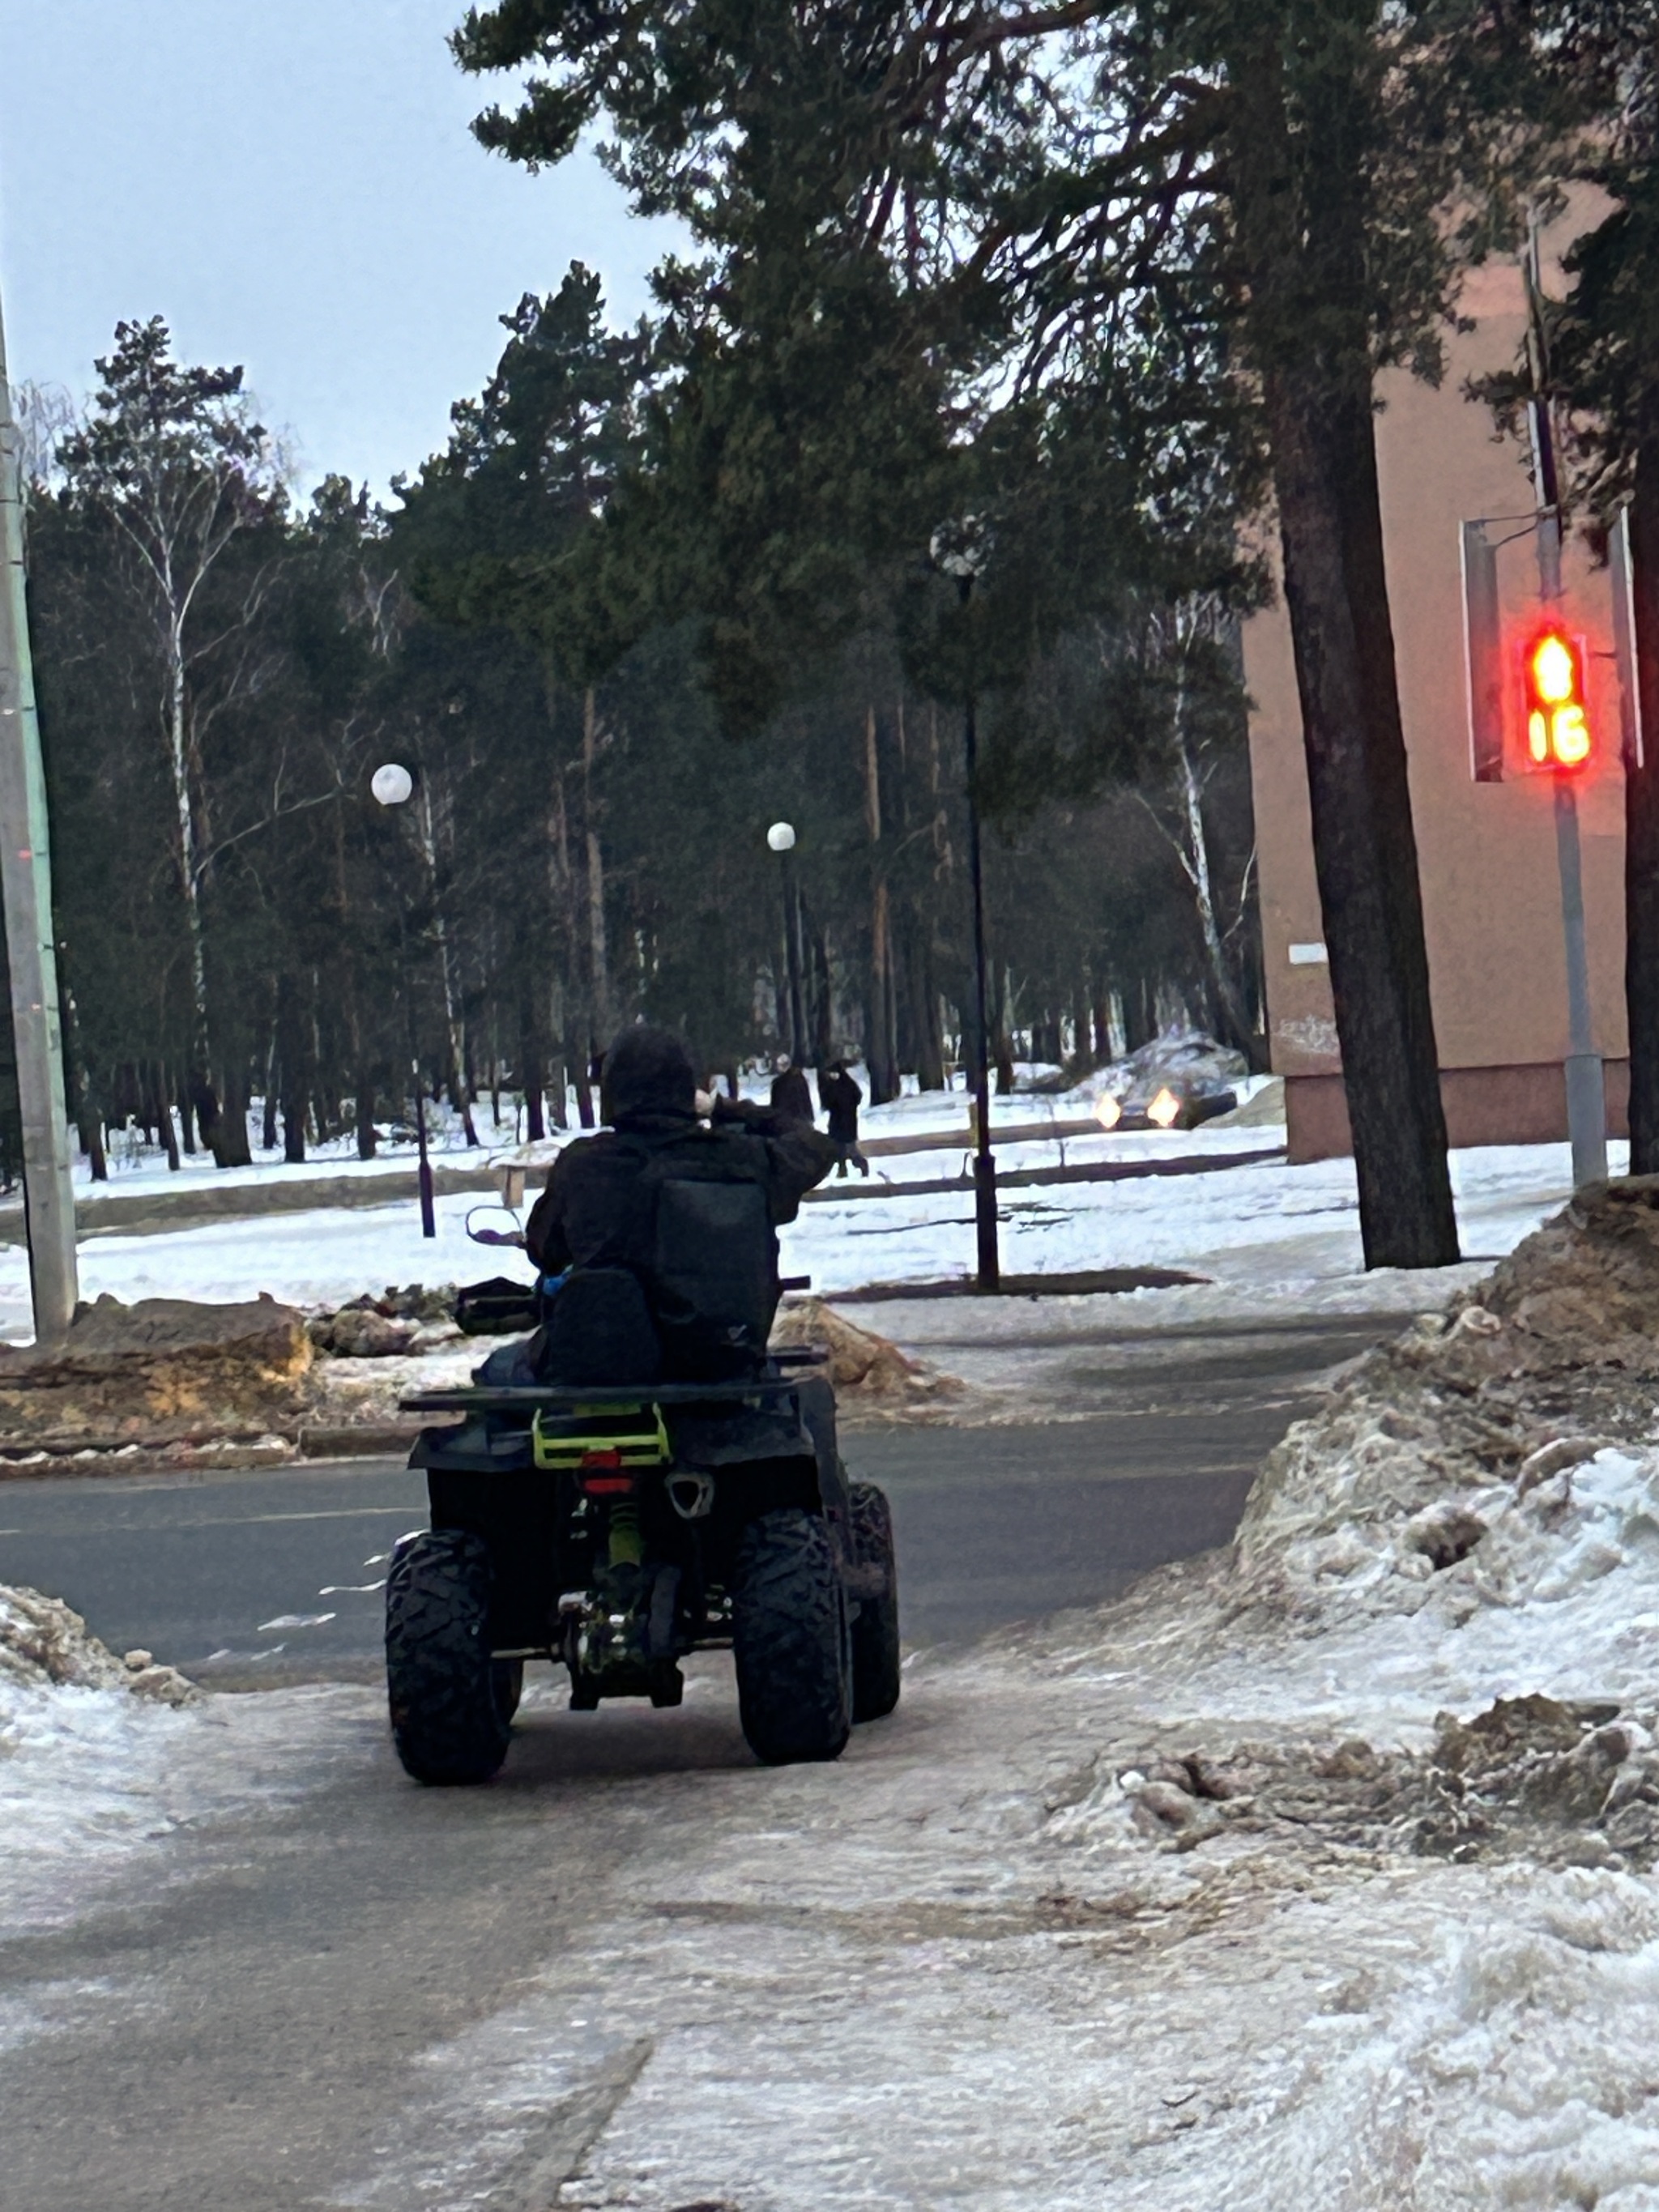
[0,1313,1381,1685]
[0,1322,1387,2208]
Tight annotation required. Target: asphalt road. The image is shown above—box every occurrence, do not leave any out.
[0,1315,1376,1685]
[0,1314,1388,2212]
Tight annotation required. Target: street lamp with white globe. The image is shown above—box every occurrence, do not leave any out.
[373,763,436,1238]
[930,519,1000,1291]
[766,822,807,1066]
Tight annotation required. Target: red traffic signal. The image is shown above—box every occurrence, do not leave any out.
[1524,626,1592,770]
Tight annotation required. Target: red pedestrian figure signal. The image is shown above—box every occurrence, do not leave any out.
[1525,627,1592,770]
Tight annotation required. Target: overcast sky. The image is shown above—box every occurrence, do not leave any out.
[0,1,678,496]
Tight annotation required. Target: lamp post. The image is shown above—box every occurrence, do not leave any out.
[930,520,999,1290]
[372,761,437,1238]
[766,820,807,1065]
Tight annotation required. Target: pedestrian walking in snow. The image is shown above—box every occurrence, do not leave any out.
[769,1054,814,1124]
[819,1059,869,1177]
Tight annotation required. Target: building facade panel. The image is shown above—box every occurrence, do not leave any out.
[1245,221,1630,1161]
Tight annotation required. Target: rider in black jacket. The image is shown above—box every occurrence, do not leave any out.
[527,1028,834,1276]
[524,1027,834,1387]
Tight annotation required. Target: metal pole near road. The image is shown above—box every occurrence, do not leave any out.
[961,658,1000,1290]
[930,518,1000,1288]
[766,821,807,1064]
[1528,223,1608,1187]
[0,285,78,1341]
[373,762,437,1238]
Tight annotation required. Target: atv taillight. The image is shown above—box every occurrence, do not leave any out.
[579,1451,637,1498]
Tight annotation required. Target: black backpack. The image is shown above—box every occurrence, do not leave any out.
[632,1140,778,1379]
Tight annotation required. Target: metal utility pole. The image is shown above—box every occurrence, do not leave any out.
[0,285,78,1341]
[1528,222,1608,1188]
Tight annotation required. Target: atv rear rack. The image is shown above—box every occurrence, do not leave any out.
[401,1364,825,1418]
[402,1384,807,1413]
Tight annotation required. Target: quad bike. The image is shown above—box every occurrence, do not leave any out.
[386,1341,901,1784]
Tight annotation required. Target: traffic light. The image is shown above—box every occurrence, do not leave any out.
[1524,625,1593,770]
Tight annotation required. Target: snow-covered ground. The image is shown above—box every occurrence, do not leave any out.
[54,1062,1158,1206]
[10,1191,1659,2201]
[0,1129,1601,1353]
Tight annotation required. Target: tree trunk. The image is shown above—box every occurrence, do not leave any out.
[520,976,548,1142]
[77,1102,107,1182]
[190,1075,218,1154]
[1072,978,1094,1070]
[1226,27,1457,1268]
[165,619,212,1074]
[261,1019,279,1151]
[582,687,611,1043]
[864,706,900,1103]
[356,1080,377,1161]
[902,930,946,1091]
[1167,685,1258,1060]
[277,974,308,1165]
[1123,977,1155,1052]
[807,912,835,1072]
[154,1065,181,1171]
[546,765,593,1128]
[866,882,901,1104]
[416,780,479,1148]
[210,1063,253,1168]
[176,1069,196,1156]
[1627,412,1659,1172]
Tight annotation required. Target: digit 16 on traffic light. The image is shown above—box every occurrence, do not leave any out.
[1524,626,1593,771]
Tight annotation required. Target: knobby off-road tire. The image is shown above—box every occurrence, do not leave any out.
[732,1507,851,1766]
[386,1529,512,1784]
[848,1481,901,1723]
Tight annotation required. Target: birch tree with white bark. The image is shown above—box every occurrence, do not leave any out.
[57,320,285,1090]
[1127,593,1260,1061]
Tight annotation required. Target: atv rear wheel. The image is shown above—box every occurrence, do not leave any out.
[386,1529,512,1784]
[848,1481,901,1722]
[732,1508,851,1765]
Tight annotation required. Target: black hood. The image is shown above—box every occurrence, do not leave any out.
[601,1025,697,1127]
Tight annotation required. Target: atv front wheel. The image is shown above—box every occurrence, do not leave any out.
[732,1508,851,1765]
[386,1529,512,1784]
[848,1481,901,1722]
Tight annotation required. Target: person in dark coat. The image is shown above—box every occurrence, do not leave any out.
[526,1027,834,1375]
[818,1059,869,1177]
[768,1053,815,1123]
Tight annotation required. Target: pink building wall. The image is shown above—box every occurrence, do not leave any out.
[1243,227,1631,1161]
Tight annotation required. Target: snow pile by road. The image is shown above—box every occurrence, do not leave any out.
[2,1582,197,1704]
[0,1579,371,1936]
